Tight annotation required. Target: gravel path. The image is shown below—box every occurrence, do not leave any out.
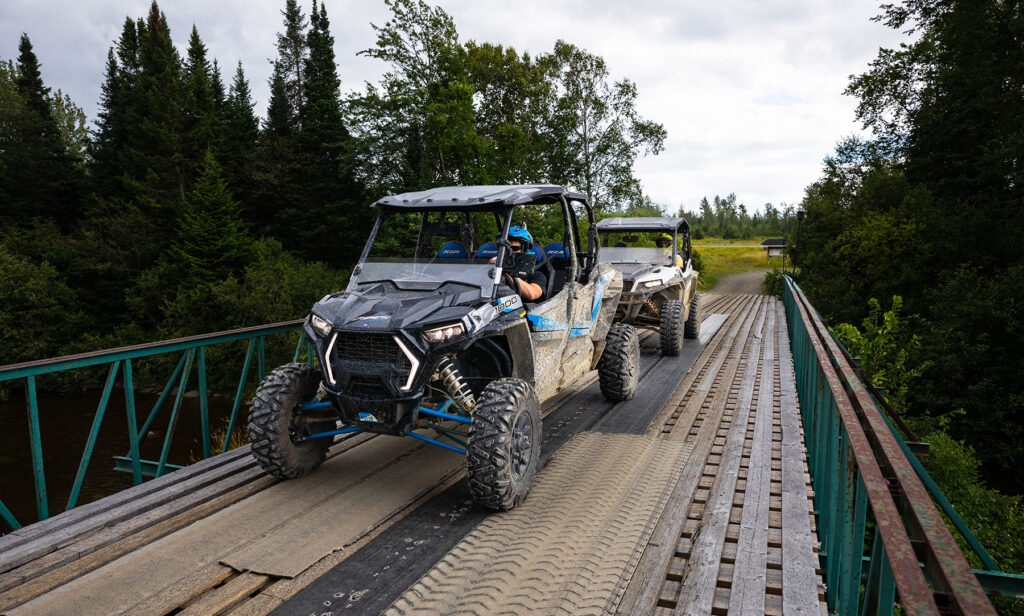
[711,270,767,294]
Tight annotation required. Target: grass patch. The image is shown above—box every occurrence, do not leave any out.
[692,235,778,247]
[695,246,780,291]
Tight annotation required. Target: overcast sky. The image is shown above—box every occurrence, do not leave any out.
[0,0,907,212]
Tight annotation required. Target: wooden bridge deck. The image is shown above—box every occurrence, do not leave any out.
[0,294,825,616]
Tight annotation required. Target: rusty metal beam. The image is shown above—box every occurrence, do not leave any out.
[787,279,994,615]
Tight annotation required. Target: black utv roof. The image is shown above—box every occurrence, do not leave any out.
[595,216,689,233]
[374,184,589,209]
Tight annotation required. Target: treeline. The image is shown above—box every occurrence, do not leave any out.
[0,0,665,367]
[795,0,1024,500]
[679,194,797,239]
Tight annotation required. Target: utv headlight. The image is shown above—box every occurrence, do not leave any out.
[310,314,332,336]
[643,280,662,288]
[424,322,465,344]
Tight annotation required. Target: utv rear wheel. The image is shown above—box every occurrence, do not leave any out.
[659,299,685,356]
[685,293,701,339]
[248,363,330,479]
[467,378,541,511]
[598,323,640,401]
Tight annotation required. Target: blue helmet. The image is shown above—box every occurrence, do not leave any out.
[504,225,533,248]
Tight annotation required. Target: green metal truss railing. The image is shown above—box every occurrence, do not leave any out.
[0,320,313,531]
[782,275,1023,615]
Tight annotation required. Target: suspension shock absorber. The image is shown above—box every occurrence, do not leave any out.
[436,356,476,413]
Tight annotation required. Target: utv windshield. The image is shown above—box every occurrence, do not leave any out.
[348,208,502,296]
[598,231,676,267]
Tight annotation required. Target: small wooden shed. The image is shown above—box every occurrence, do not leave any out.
[761,238,787,264]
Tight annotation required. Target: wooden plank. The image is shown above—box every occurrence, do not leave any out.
[0,431,377,572]
[224,593,282,616]
[0,472,275,613]
[219,441,465,578]
[618,296,764,614]
[776,299,824,615]
[122,564,233,616]
[0,445,253,553]
[0,449,258,573]
[0,465,269,595]
[594,313,725,434]
[729,299,777,615]
[4,434,426,616]
[178,572,269,616]
[673,298,767,615]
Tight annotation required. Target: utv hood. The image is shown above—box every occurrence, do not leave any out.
[311,281,488,332]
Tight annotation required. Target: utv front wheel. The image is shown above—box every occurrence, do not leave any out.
[248,363,330,479]
[659,299,685,356]
[598,323,640,401]
[685,293,701,339]
[467,378,541,511]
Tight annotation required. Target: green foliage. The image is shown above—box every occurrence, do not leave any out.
[914,264,1024,490]
[0,245,84,365]
[761,268,784,297]
[220,62,259,210]
[349,0,665,210]
[48,89,88,165]
[169,150,254,286]
[680,194,796,241]
[181,25,221,181]
[158,238,345,337]
[796,0,1024,494]
[0,37,85,229]
[689,247,705,275]
[915,429,1024,611]
[832,296,929,414]
[547,41,666,210]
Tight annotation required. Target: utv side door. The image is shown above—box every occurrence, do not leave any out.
[561,199,605,390]
[520,203,572,402]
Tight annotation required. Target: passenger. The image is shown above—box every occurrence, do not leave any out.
[491,226,547,302]
[656,233,685,268]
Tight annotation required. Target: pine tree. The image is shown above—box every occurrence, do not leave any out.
[287,0,365,264]
[133,1,185,208]
[222,62,260,224]
[276,0,307,121]
[253,0,310,243]
[170,150,253,286]
[90,18,142,198]
[263,62,292,140]
[182,25,219,181]
[2,34,84,228]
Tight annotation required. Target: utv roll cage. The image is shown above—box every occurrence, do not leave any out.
[594,216,692,266]
[359,185,602,300]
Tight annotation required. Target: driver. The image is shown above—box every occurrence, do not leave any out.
[491,226,547,302]
[656,233,685,268]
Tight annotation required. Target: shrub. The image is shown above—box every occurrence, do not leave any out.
[762,268,784,297]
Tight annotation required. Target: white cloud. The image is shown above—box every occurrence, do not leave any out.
[0,0,908,210]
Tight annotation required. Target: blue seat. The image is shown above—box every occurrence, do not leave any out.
[544,243,568,265]
[544,243,570,295]
[475,243,498,259]
[437,242,468,258]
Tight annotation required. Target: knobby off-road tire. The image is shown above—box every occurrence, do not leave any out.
[685,293,701,339]
[467,378,541,511]
[248,362,330,479]
[598,323,640,401]
[659,299,685,356]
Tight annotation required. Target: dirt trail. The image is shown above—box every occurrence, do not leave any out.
[711,270,767,294]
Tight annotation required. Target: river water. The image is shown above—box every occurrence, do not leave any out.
[0,386,242,531]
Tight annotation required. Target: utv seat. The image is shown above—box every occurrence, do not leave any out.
[437,242,468,259]
[475,243,498,260]
[544,243,570,296]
